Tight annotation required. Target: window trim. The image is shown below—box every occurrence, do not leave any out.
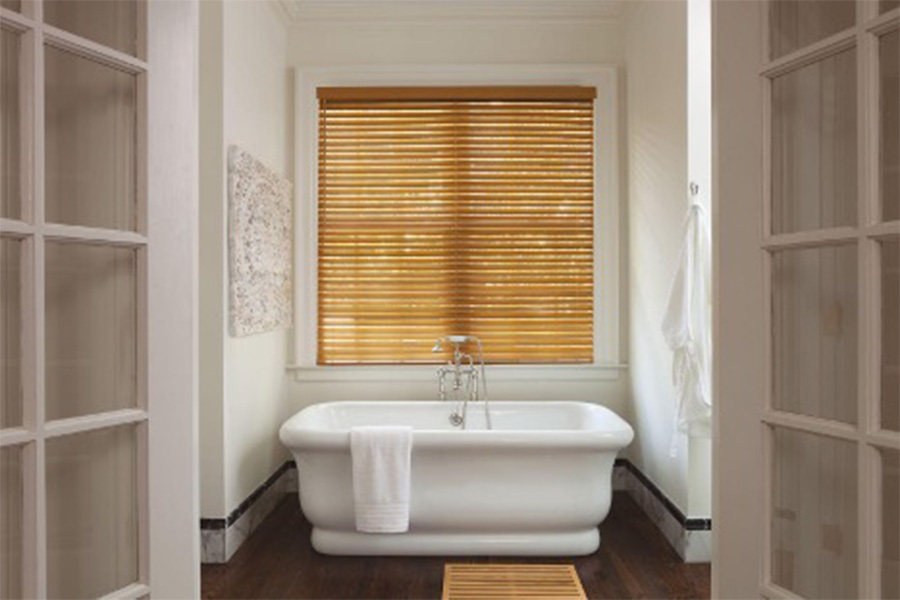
[289,65,623,381]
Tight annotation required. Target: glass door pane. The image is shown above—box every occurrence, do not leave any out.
[771,427,858,599]
[881,29,899,222]
[771,49,857,234]
[769,0,855,59]
[0,445,24,600]
[881,448,900,599]
[45,242,137,421]
[46,426,138,599]
[1,27,21,220]
[772,244,858,423]
[883,239,899,432]
[44,47,137,231]
[42,0,139,57]
[1,237,22,429]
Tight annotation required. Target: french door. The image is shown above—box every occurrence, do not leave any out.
[0,1,198,598]
[715,0,899,598]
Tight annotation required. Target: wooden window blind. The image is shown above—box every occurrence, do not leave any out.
[317,86,596,365]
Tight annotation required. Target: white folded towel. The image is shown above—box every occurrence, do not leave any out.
[350,426,413,534]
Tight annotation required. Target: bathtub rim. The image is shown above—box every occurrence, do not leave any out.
[279,400,634,451]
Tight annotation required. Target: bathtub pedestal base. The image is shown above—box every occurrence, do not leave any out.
[310,527,600,556]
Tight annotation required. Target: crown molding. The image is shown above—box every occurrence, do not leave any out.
[278,0,625,22]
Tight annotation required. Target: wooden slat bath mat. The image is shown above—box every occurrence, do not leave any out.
[442,564,587,600]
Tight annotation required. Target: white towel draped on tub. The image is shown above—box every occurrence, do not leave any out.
[350,426,413,533]
[662,202,712,454]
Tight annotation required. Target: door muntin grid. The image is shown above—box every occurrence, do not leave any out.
[0,1,148,598]
[763,2,900,599]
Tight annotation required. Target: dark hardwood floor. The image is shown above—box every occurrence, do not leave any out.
[202,492,710,600]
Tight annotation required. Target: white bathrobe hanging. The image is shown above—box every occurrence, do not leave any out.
[661,202,712,453]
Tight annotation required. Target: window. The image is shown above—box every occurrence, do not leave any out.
[316,86,597,365]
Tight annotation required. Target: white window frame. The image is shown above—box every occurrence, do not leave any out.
[289,65,623,382]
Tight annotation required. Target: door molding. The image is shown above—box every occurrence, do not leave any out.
[147,1,200,596]
[712,1,765,597]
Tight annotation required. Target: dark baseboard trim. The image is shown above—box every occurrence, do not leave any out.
[201,460,296,531]
[201,458,710,534]
[199,518,226,531]
[614,458,711,532]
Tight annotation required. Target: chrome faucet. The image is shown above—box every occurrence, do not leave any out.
[432,335,492,430]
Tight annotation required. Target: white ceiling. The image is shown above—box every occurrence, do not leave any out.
[278,0,627,22]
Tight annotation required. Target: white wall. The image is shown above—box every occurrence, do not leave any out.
[198,2,715,524]
[198,0,226,519]
[624,0,712,519]
[687,0,713,518]
[625,0,710,517]
[283,14,631,422]
[199,1,633,520]
[221,0,294,516]
[199,0,293,518]
[288,18,623,66]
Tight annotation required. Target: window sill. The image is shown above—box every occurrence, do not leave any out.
[286,364,628,383]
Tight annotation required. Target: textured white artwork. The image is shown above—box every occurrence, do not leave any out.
[228,145,293,337]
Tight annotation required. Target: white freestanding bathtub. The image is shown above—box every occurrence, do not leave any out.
[279,401,633,556]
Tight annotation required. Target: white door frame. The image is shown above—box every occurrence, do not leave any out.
[147,1,200,597]
[712,2,766,596]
